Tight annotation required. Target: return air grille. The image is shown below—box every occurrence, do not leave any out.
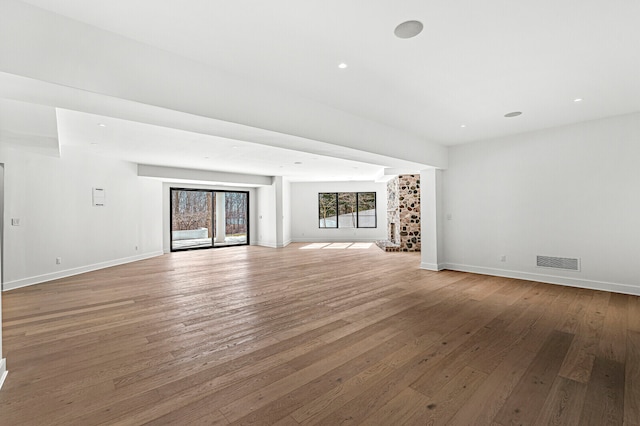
[536,255,580,271]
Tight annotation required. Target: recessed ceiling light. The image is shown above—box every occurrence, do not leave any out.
[97,123,106,127]
[232,146,239,149]
[504,111,523,118]
[338,63,348,69]
[460,124,466,128]
[394,20,423,39]
[574,98,583,102]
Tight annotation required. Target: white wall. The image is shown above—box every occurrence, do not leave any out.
[1,145,164,290]
[290,181,386,242]
[256,182,278,248]
[0,163,6,388]
[443,113,640,295]
[161,183,257,252]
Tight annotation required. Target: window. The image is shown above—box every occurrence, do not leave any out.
[318,192,376,228]
[357,192,376,227]
[338,192,357,228]
[318,193,337,228]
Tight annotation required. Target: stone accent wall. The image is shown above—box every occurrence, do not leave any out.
[397,175,421,251]
[378,174,420,252]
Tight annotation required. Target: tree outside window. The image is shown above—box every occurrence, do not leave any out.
[318,192,376,228]
[319,193,338,228]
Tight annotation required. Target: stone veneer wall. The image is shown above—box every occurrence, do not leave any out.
[397,174,421,251]
[383,174,420,252]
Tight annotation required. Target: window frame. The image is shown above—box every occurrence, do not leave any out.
[317,191,377,229]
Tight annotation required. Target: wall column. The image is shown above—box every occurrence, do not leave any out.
[420,168,445,271]
[274,177,284,247]
[215,192,226,243]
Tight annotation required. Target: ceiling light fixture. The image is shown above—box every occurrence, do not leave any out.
[574,98,583,102]
[504,111,523,118]
[460,124,466,128]
[394,20,424,39]
[97,123,106,127]
[338,63,348,69]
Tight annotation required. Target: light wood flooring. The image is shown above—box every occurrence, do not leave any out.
[1,243,639,425]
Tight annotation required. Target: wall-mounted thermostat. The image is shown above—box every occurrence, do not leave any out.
[93,188,106,206]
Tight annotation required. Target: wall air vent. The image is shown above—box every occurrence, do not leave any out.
[536,255,580,271]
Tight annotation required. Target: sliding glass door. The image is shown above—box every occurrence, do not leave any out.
[170,188,249,251]
[215,191,248,247]
[171,189,213,250]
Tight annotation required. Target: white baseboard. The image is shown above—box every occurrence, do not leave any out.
[420,262,446,271]
[0,358,7,390]
[255,240,290,248]
[256,241,278,248]
[442,263,640,296]
[3,251,165,291]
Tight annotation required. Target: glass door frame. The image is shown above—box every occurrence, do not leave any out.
[169,187,250,252]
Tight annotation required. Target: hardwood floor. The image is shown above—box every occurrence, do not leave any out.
[1,243,639,425]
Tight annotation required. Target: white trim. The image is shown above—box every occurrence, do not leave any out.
[420,262,446,271]
[255,240,297,248]
[3,251,164,291]
[256,241,279,248]
[442,263,640,296]
[0,359,7,390]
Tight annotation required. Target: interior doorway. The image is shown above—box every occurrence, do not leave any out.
[170,188,249,251]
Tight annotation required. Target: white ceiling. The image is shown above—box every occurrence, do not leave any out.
[57,108,405,182]
[2,0,639,183]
